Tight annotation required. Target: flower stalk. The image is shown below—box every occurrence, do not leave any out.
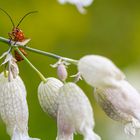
[0,36,78,65]
[14,47,47,83]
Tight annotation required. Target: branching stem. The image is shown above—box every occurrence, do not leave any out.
[0,37,78,65]
[15,47,47,83]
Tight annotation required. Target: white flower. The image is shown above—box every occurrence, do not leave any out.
[57,82,101,140]
[78,55,125,88]
[38,77,63,118]
[78,55,140,135]
[94,80,140,135]
[58,0,94,14]
[0,72,40,140]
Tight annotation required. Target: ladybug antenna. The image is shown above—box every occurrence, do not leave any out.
[0,8,15,27]
[16,11,38,27]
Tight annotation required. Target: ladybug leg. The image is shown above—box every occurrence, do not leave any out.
[13,41,17,45]
[8,39,12,45]
[8,32,16,46]
[8,33,12,45]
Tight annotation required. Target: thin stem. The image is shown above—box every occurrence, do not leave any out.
[24,46,78,65]
[0,37,10,44]
[0,36,78,65]
[15,47,47,83]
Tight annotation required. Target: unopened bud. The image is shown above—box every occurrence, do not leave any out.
[57,82,101,140]
[38,77,63,118]
[57,63,68,82]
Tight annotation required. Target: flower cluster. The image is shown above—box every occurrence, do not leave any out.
[0,2,139,139]
[1,48,140,140]
[78,55,140,135]
[0,53,40,140]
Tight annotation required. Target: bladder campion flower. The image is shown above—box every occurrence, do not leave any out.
[94,80,140,135]
[58,0,94,14]
[0,72,40,140]
[57,82,101,140]
[78,55,140,135]
[38,77,63,118]
[78,55,125,88]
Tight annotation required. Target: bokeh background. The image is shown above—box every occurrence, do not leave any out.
[0,0,140,140]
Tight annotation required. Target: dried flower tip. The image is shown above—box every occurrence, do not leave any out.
[58,0,94,14]
[70,72,82,83]
[51,59,70,68]
[1,53,13,65]
[57,82,101,140]
[38,77,63,118]
[9,57,19,79]
[2,53,19,81]
[57,63,68,82]
[94,80,140,135]
[10,38,31,46]
[0,48,11,60]
[0,72,39,140]
[50,59,61,68]
[78,55,125,88]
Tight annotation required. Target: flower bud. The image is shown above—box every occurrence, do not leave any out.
[57,63,68,82]
[38,77,63,118]
[57,82,101,140]
[78,55,125,88]
[94,80,140,135]
[0,72,40,140]
[58,0,94,14]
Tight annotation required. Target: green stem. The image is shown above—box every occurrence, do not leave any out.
[15,47,47,83]
[0,36,78,65]
[0,37,9,44]
[24,46,78,65]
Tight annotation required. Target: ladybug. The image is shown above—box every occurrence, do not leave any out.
[0,8,37,61]
[9,27,27,61]
[9,27,25,42]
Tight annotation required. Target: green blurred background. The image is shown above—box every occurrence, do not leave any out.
[0,0,140,140]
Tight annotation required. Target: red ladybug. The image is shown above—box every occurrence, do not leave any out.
[9,27,27,61]
[9,27,25,42]
[0,8,37,61]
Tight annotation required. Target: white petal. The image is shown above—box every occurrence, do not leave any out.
[58,0,94,14]
[0,50,10,59]
[58,0,93,6]
[1,53,12,65]
[11,39,31,46]
[58,0,67,4]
